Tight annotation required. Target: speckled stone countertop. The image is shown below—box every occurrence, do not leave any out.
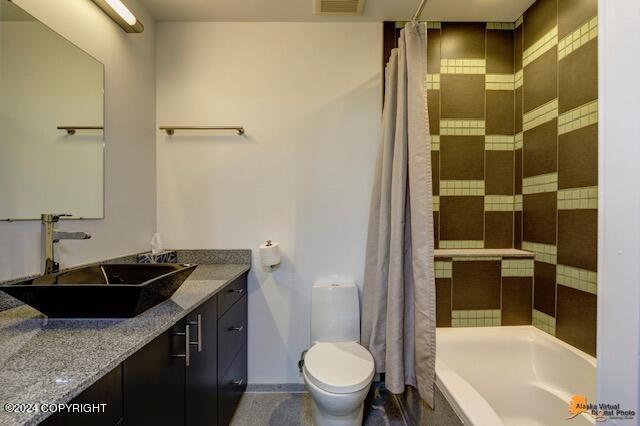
[0,263,250,426]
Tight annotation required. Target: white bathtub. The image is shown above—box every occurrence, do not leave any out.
[436,326,596,426]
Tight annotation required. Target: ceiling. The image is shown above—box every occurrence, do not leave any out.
[138,0,536,23]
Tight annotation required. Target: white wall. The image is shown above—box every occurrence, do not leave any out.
[0,0,157,281]
[597,0,640,422]
[156,22,382,383]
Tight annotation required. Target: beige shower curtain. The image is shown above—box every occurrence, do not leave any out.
[361,22,435,407]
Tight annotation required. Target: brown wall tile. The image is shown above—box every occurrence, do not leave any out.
[556,285,597,356]
[452,261,501,310]
[533,261,556,316]
[427,90,440,134]
[486,90,515,135]
[440,75,485,119]
[485,211,514,249]
[436,278,452,327]
[514,211,523,248]
[515,87,523,133]
[427,29,441,73]
[523,0,558,50]
[440,136,485,180]
[523,119,558,177]
[502,277,533,325]
[558,0,598,39]
[559,39,598,114]
[487,29,515,74]
[515,148,523,194]
[486,151,514,195]
[441,23,486,59]
[558,124,598,189]
[432,150,440,195]
[523,48,558,113]
[440,196,484,241]
[558,210,598,271]
[523,192,557,245]
[515,24,523,71]
[434,212,440,249]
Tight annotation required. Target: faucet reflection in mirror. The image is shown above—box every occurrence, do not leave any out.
[41,214,91,275]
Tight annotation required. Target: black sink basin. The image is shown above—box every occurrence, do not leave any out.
[0,263,197,318]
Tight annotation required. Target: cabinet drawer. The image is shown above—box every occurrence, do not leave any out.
[217,295,247,377]
[217,273,247,318]
[217,346,247,426]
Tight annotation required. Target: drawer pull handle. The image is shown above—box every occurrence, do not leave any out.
[188,314,203,352]
[232,379,244,386]
[229,326,244,332]
[228,288,244,295]
[170,324,191,367]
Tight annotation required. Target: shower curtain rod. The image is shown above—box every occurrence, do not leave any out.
[412,0,428,22]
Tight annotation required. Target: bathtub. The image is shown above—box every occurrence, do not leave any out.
[436,326,596,426]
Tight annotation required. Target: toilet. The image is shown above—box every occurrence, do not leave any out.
[302,282,375,426]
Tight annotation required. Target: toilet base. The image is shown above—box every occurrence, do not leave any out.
[310,398,364,426]
[303,370,371,426]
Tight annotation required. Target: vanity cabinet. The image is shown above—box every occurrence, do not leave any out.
[122,325,186,426]
[41,272,248,426]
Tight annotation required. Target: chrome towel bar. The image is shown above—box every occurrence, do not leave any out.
[57,126,104,135]
[160,126,245,136]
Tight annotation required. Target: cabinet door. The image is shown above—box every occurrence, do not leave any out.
[185,295,218,426]
[123,325,186,426]
[41,365,123,426]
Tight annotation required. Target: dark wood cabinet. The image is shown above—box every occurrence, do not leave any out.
[43,272,248,426]
[122,325,186,426]
[41,365,123,426]
[185,295,218,426]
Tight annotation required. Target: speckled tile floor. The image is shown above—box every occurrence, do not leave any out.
[231,382,407,426]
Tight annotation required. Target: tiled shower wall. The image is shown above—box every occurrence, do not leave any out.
[386,0,598,357]
[518,0,598,356]
[422,22,517,250]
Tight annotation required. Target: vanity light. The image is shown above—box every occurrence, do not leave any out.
[91,0,144,33]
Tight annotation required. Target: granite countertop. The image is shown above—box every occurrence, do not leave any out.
[0,263,250,426]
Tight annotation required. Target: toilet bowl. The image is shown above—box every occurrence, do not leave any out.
[303,283,375,426]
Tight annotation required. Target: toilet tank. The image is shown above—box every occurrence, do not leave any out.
[311,282,360,343]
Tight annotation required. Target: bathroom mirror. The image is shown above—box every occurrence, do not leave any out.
[0,0,104,220]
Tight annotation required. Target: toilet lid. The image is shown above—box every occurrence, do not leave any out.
[304,342,375,394]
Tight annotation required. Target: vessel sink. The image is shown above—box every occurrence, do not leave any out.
[0,263,197,318]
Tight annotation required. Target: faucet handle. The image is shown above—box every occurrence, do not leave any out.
[41,213,72,223]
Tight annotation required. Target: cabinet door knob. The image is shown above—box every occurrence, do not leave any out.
[188,314,203,353]
[231,379,244,386]
[228,325,244,332]
[228,288,244,294]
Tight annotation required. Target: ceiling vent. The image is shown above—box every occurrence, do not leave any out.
[315,0,365,16]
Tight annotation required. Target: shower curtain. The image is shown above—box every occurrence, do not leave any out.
[361,22,435,407]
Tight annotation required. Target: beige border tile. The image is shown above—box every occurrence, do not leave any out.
[559,16,598,60]
[440,240,485,249]
[523,26,558,67]
[441,59,486,74]
[533,309,556,335]
[522,241,557,264]
[440,180,485,196]
[557,264,597,294]
[502,259,534,277]
[523,173,558,194]
[441,120,485,136]
[452,309,501,327]
[523,99,558,131]
[558,100,598,135]
[557,186,598,210]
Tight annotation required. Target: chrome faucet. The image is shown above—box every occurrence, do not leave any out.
[41,214,91,275]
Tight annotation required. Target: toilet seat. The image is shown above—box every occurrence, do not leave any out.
[303,342,374,394]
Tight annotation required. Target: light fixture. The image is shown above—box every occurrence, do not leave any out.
[91,0,144,33]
